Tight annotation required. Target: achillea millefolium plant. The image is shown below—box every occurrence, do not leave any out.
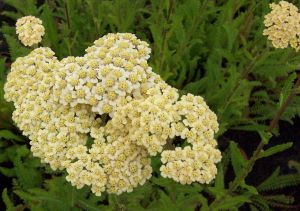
[1,0,300,210]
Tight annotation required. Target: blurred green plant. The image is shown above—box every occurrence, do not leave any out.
[1,0,300,210]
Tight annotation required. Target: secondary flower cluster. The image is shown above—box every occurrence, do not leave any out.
[16,16,45,46]
[161,144,221,185]
[263,1,300,51]
[5,18,222,196]
[106,83,221,184]
[4,48,98,171]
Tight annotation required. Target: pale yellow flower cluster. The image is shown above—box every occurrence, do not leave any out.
[54,33,156,116]
[90,132,152,195]
[263,1,300,51]
[106,81,180,156]
[4,45,151,196]
[105,83,221,184]
[5,28,221,196]
[160,144,221,185]
[4,48,98,171]
[64,131,152,196]
[16,16,45,46]
[175,94,219,146]
[158,94,221,184]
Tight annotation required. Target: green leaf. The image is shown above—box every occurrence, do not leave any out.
[40,4,60,54]
[183,79,207,95]
[15,176,105,211]
[214,162,224,190]
[0,130,24,142]
[152,176,202,195]
[264,194,294,205]
[2,188,15,211]
[177,194,206,211]
[279,73,297,107]
[0,166,16,177]
[257,167,300,192]
[2,0,38,15]
[207,186,226,199]
[148,190,178,211]
[259,142,293,158]
[258,130,272,144]
[1,11,21,20]
[3,33,30,61]
[9,145,43,189]
[229,141,247,176]
[214,195,250,210]
[251,195,270,211]
[241,181,258,195]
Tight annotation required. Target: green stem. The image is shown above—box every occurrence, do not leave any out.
[208,73,300,210]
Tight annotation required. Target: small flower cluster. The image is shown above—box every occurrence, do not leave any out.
[16,16,45,46]
[89,132,152,195]
[5,20,222,196]
[160,144,221,185]
[157,93,221,184]
[54,33,156,116]
[4,48,98,170]
[175,94,219,146]
[263,1,300,51]
[106,81,180,155]
[105,85,221,183]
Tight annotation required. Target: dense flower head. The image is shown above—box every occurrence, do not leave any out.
[16,16,45,46]
[105,83,221,185]
[63,127,152,196]
[4,47,57,104]
[160,145,221,184]
[91,133,152,195]
[4,47,98,170]
[175,93,219,146]
[4,29,222,196]
[54,33,158,116]
[263,1,300,51]
[106,81,180,155]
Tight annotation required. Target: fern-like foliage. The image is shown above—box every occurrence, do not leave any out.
[257,171,300,192]
[1,0,300,210]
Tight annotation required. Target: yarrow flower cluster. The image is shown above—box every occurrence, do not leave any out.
[4,48,98,171]
[157,93,221,184]
[106,86,222,184]
[4,17,222,196]
[160,145,221,185]
[263,1,300,51]
[106,81,180,156]
[54,33,157,116]
[16,16,45,46]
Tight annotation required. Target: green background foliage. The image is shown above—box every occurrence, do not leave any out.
[1,0,300,210]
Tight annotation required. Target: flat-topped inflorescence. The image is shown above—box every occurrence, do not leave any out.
[4,17,222,196]
[54,33,158,117]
